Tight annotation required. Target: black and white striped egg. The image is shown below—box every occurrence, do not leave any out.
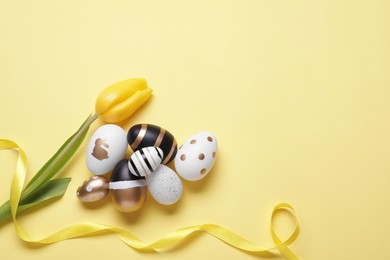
[109,159,147,212]
[128,147,164,177]
[127,124,177,164]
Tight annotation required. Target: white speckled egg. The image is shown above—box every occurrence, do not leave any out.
[77,176,109,203]
[174,131,218,181]
[147,165,183,205]
[86,124,128,175]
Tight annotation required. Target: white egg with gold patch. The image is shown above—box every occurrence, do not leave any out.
[174,131,217,181]
[86,124,128,175]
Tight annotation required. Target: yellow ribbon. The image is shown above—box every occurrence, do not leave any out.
[0,139,300,259]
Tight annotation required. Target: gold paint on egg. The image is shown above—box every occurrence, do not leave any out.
[153,128,166,147]
[77,176,109,203]
[162,139,177,164]
[111,186,147,213]
[130,124,147,149]
[128,124,178,164]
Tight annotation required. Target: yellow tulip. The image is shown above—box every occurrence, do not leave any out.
[95,78,153,123]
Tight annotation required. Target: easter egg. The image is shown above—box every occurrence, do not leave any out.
[147,165,183,205]
[86,124,127,175]
[128,147,163,177]
[76,176,109,203]
[127,124,177,164]
[174,132,218,181]
[109,159,147,212]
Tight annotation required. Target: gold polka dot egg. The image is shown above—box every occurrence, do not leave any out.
[175,131,218,181]
[77,176,110,203]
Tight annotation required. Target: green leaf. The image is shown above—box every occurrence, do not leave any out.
[0,178,71,225]
[22,114,98,197]
[20,178,71,205]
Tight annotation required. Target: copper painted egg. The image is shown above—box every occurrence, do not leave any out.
[127,124,177,164]
[77,176,109,203]
[109,159,147,213]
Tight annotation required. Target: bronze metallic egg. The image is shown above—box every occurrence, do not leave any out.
[109,159,147,212]
[77,176,109,203]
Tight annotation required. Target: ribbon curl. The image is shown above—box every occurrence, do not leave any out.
[0,139,300,259]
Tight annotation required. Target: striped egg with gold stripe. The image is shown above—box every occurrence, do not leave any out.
[128,146,163,177]
[127,124,177,164]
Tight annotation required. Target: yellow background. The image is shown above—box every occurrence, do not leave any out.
[0,0,389,259]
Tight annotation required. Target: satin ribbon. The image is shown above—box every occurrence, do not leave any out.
[0,139,300,259]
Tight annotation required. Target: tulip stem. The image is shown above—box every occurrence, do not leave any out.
[22,113,99,196]
[0,113,99,226]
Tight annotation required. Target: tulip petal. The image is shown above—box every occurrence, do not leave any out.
[95,78,147,115]
[100,88,153,123]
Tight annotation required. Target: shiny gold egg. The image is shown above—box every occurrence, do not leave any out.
[111,185,147,213]
[109,159,147,212]
[77,176,109,203]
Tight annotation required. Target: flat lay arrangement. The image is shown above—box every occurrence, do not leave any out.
[2,1,387,259]
[0,78,299,259]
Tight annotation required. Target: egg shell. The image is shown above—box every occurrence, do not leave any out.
[127,124,177,164]
[77,176,109,203]
[110,159,147,212]
[147,165,183,205]
[128,147,163,177]
[174,131,218,181]
[86,124,128,175]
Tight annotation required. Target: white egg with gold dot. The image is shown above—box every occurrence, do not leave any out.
[77,176,109,203]
[174,131,217,181]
